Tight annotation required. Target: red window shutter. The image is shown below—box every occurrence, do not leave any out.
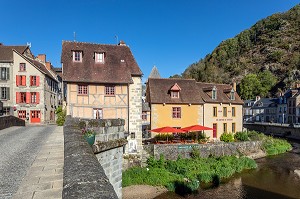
[36,76,40,86]
[36,92,40,104]
[16,75,20,86]
[29,76,32,86]
[16,92,20,103]
[22,76,26,86]
[26,92,30,104]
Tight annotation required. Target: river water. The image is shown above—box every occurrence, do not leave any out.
[155,142,300,199]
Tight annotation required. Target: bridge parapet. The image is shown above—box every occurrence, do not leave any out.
[63,116,126,199]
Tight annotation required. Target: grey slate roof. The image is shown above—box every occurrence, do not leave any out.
[148,66,161,79]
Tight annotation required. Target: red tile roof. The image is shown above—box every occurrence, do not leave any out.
[0,45,28,62]
[61,41,142,83]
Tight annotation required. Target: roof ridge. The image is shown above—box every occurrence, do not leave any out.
[149,77,196,81]
[62,40,122,47]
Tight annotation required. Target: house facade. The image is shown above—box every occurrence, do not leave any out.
[0,44,59,123]
[61,41,143,153]
[146,78,243,140]
[13,51,59,124]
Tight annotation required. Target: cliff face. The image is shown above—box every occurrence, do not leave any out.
[182,4,300,94]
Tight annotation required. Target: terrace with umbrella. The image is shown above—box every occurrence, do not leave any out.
[149,126,185,144]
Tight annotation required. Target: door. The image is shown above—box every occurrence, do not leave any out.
[213,123,217,138]
[31,110,41,123]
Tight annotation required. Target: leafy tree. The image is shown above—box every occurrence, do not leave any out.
[258,71,277,97]
[239,74,262,99]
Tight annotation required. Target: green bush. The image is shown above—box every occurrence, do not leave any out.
[55,106,66,126]
[234,131,250,141]
[220,132,234,142]
[190,146,200,159]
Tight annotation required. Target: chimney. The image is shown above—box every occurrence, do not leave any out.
[118,40,126,46]
[232,82,236,91]
[45,62,52,71]
[37,54,46,63]
[255,96,260,102]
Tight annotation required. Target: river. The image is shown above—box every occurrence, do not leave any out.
[155,142,300,199]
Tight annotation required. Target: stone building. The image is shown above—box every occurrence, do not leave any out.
[0,43,59,124]
[61,41,143,153]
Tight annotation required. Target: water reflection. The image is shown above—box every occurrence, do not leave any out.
[155,142,300,199]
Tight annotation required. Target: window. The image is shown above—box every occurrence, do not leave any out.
[232,107,236,117]
[30,92,39,104]
[223,123,227,133]
[78,85,88,95]
[0,87,9,100]
[213,123,217,138]
[30,76,39,86]
[142,111,147,120]
[19,63,26,71]
[18,110,26,120]
[171,91,179,98]
[105,86,115,96]
[0,67,9,80]
[73,51,82,62]
[223,107,227,117]
[16,75,26,86]
[3,107,10,115]
[232,123,236,133]
[95,52,104,63]
[93,108,103,119]
[212,86,217,100]
[19,92,27,103]
[230,89,235,100]
[213,107,217,117]
[172,107,181,118]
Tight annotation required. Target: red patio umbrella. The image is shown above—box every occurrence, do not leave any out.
[149,126,185,142]
[181,125,213,132]
[181,125,213,142]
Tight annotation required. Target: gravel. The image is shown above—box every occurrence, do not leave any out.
[0,126,55,199]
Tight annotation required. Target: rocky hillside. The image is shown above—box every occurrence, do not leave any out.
[182,4,300,95]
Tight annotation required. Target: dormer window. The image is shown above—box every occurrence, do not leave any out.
[95,52,104,63]
[171,91,179,98]
[73,51,82,62]
[170,83,181,99]
[212,86,217,100]
[230,89,235,100]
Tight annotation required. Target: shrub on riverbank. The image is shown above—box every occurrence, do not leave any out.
[123,155,257,195]
[247,130,292,155]
[220,132,234,142]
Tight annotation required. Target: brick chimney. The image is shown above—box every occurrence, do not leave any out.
[37,54,46,63]
[232,82,236,91]
[45,61,52,71]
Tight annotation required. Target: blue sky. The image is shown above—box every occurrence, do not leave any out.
[1,0,299,82]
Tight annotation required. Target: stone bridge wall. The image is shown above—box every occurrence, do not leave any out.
[63,116,127,199]
[144,141,263,160]
[0,115,25,130]
[244,123,300,139]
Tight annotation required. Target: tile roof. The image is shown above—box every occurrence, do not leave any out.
[148,65,161,79]
[0,45,28,62]
[61,41,142,83]
[147,78,204,104]
[197,82,244,105]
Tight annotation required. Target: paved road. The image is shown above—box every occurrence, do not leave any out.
[0,126,56,199]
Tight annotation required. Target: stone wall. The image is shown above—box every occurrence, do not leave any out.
[244,123,300,140]
[63,116,127,199]
[0,115,25,130]
[144,141,263,160]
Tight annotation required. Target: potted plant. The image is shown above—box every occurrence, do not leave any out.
[82,128,96,146]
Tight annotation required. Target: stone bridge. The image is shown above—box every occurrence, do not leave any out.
[243,122,300,140]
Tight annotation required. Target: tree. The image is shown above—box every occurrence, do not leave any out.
[258,71,277,97]
[239,74,262,100]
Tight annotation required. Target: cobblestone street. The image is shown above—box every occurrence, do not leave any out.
[0,125,63,199]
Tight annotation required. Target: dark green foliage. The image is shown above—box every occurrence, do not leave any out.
[220,132,235,142]
[234,131,250,141]
[182,4,300,96]
[55,106,66,126]
[123,155,257,194]
[190,146,200,159]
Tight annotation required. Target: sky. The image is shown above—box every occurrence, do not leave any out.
[1,0,300,82]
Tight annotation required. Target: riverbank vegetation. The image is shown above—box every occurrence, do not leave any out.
[221,130,292,155]
[123,155,257,195]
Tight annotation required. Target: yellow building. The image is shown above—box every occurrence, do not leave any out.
[62,41,143,153]
[146,78,244,140]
